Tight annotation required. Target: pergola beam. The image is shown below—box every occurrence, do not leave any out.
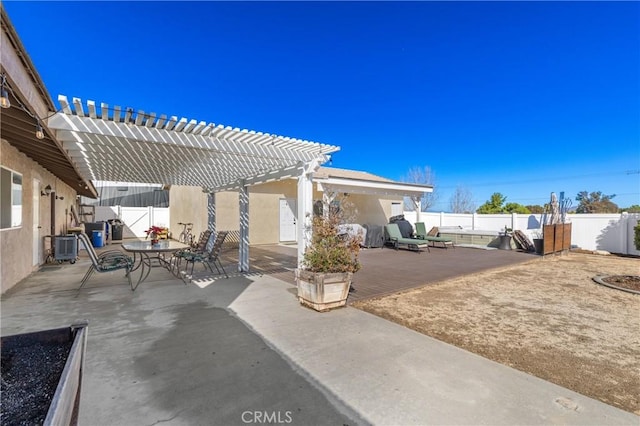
[47,95,340,273]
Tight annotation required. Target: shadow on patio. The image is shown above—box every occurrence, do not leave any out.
[0,244,356,425]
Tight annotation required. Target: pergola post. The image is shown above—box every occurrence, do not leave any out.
[207,191,216,247]
[413,196,421,223]
[239,182,249,273]
[297,160,320,268]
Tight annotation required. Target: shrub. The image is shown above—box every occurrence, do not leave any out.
[635,223,640,251]
[302,198,361,273]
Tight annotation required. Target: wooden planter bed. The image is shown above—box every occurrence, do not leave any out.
[1,322,88,426]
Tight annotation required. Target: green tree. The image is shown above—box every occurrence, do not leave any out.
[526,205,545,213]
[575,191,618,213]
[504,203,531,214]
[620,205,640,213]
[476,193,507,214]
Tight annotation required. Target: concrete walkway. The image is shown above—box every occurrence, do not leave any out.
[1,258,637,425]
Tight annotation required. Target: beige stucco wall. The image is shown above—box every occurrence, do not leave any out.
[168,185,208,238]
[340,192,399,225]
[169,179,401,246]
[1,139,78,294]
[246,180,298,245]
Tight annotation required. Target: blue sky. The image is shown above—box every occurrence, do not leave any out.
[5,1,639,210]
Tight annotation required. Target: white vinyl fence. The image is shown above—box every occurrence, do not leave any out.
[403,211,640,256]
[93,206,170,239]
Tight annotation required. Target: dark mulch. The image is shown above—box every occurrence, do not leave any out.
[602,275,640,292]
[1,340,72,425]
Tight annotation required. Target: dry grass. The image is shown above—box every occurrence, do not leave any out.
[354,252,640,414]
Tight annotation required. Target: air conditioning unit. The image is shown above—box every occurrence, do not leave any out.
[54,235,78,264]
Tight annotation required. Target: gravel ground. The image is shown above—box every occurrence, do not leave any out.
[1,340,72,425]
[354,252,640,414]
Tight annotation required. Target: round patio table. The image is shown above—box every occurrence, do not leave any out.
[122,240,189,289]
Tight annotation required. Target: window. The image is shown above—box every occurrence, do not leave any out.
[1,167,22,228]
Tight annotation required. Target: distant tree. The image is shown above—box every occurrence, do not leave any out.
[401,166,439,212]
[575,191,618,213]
[526,205,545,214]
[620,205,640,213]
[476,192,507,214]
[504,203,531,214]
[449,185,475,213]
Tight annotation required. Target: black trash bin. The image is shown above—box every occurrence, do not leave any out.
[108,219,124,241]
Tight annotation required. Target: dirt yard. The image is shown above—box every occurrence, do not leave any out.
[353,252,640,414]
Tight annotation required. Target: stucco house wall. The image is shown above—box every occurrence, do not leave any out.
[168,185,208,238]
[169,178,401,246]
[1,139,78,293]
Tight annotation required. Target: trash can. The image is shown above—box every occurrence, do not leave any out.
[108,219,124,241]
[92,230,104,248]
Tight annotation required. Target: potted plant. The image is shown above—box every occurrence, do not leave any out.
[144,225,168,245]
[295,198,362,312]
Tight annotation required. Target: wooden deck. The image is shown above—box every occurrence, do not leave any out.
[221,243,537,303]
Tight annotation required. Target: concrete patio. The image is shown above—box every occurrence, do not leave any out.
[1,244,637,425]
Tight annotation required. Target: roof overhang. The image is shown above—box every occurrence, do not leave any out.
[47,96,340,193]
[315,176,432,198]
[1,8,96,197]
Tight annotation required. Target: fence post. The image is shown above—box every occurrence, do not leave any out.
[512,213,518,231]
[472,212,477,230]
[440,211,445,227]
[621,212,628,254]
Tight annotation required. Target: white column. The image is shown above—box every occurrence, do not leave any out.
[413,196,421,223]
[621,212,628,254]
[297,160,321,268]
[207,192,216,233]
[207,192,216,250]
[239,183,249,272]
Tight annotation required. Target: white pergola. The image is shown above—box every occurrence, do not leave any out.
[47,95,339,271]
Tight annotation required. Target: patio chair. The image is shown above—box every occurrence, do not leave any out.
[384,223,430,253]
[169,229,213,275]
[182,231,229,282]
[415,223,455,249]
[77,232,135,291]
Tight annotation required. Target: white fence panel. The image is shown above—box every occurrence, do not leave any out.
[473,214,507,231]
[627,214,640,256]
[94,206,119,222]
[403,211,639,255]
[570,215,621,252]
[443,213,472,228]
[91,206,170,238]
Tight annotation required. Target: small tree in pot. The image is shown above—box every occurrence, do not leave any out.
[296,197,361,312]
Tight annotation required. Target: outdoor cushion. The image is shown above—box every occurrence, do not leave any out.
[415,223,455,249]
[385,223,429,253]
